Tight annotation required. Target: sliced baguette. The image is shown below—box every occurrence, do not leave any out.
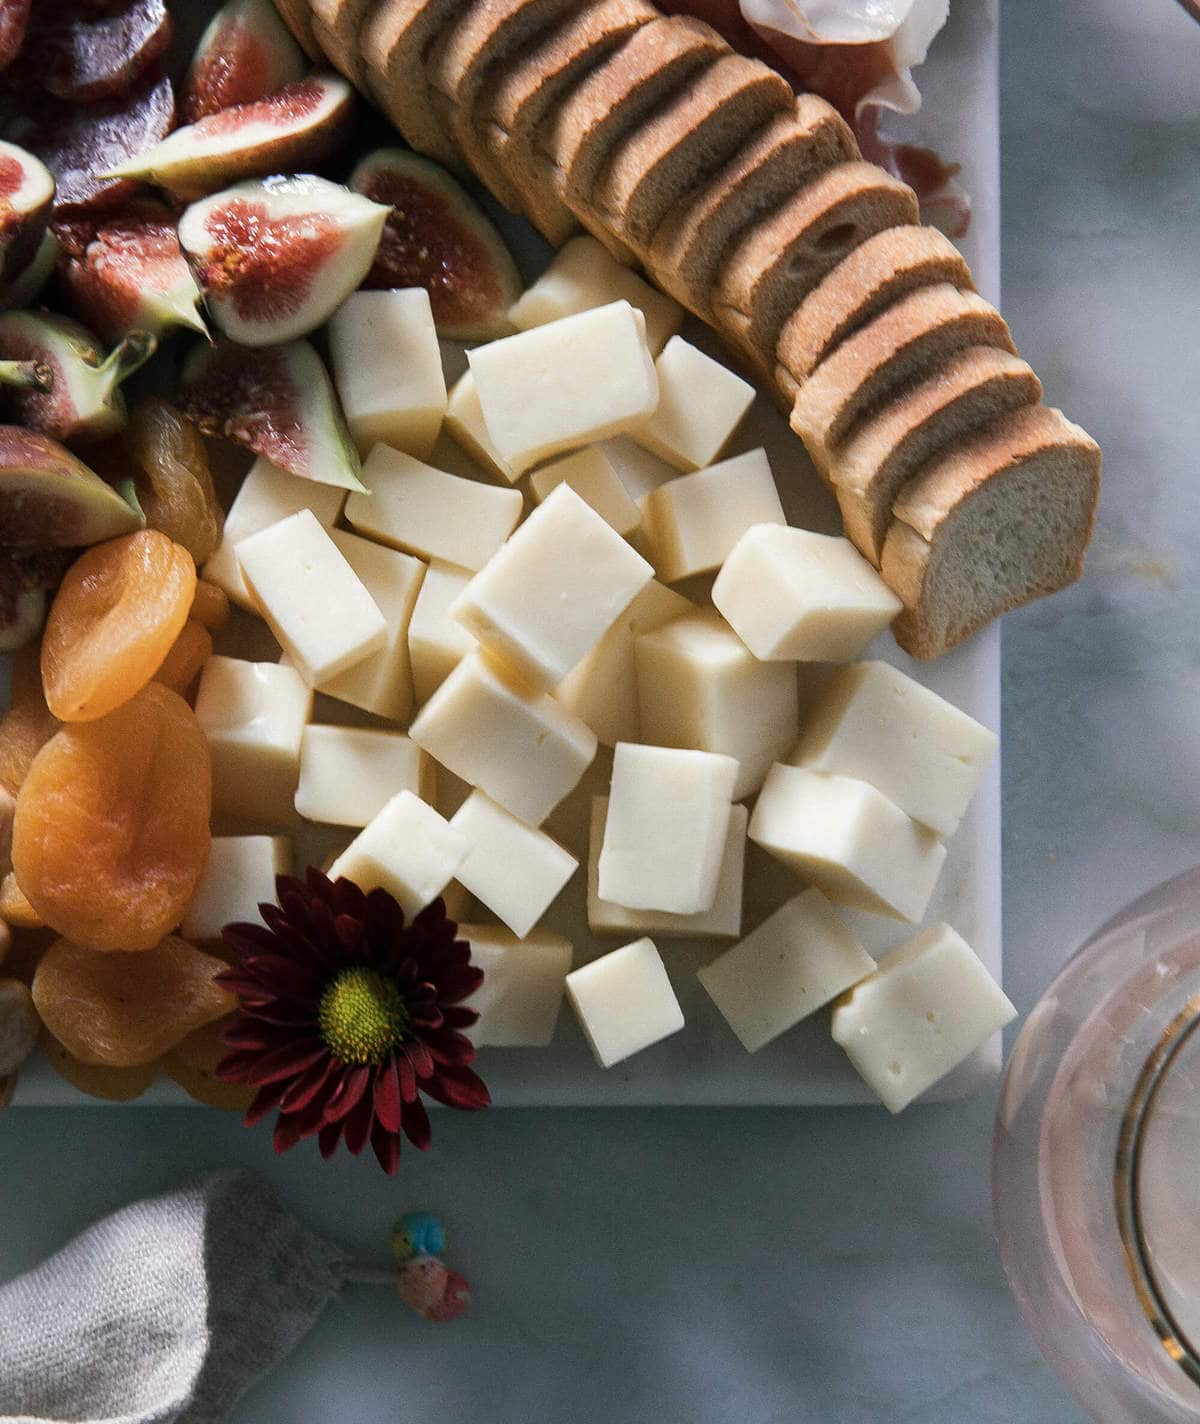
[273,0,320,57]
[881,405,1101,659]
[362,0,464,168]
[310,0,377,80]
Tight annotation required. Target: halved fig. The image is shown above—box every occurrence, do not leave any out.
[182,0,308,123]
[0,426,143,547]
[0,141,55,287]
[0,360,50,391]
[180,337,365,492]
[30,0,171,104]
[0,0,30,72]
[350,148,521,342]
[1,230,58,310]
[178,173,388,345]
[104,75,354,202]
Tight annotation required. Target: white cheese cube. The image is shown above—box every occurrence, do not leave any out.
[631,337,754,472]
[203,456,345,609]
[327,791,468,919]
[409,651,598,826]
[698,888,874,1052]
[443,372,518,483]
[450,791,578,938]
[451,484,653,691]
[749,764,946,922]
[642,449,785,583]
[182,835,292,943]
[528,446,641,537]
[461,923,573,1047]
[328,288,447,459]
[508,235,683,354]
[831,922,1016,1111]
[468,301,659,475]
[565,937,684,1068]
[295,726,434,827]
[713,525,902,661]
[634,611,799,800]
[790,661,998,835]
[588,798,746,939]
[195,657,312,824]
[599,743,738,915]
[408,559,475,705]
[597,435,678,506]
[345,445,523,570]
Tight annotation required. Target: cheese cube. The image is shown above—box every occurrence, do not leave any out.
[443,371,517,483]
[790,661,998,835]
[235,509,387,684]
[698,889,874,1052]
[508,235,683,354]
[642,449,785,583]
[345,445,522,570]
[461,924,573,1047]
[749,764,946,922]
[831,923,1016,1111]
[409,652,598,825]
[195,657,312,824]
[599,744,737,915]
[631,337,755,472]
[713,525,902,661]
[451,484,653,690]
[528,446,641,537]
[408,559,475,705]
[597,436,678,506]
[588,798,746,939]
[565,937,684,1068]
[450,791,578,938]
[328,289,447,459]
[203,456,345,609]
[468,301,659,475]
[327,791,468,919]
[181,835,292,943]
[634,611,799,800]
[295,726,434,827]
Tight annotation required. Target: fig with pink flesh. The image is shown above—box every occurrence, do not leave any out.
[180,337,365,492]
[0,0,30,72]
[350,148,521,342]
[28,0,172,104]
[0,426,143,547]
[0,141,55,287]
[182,0,308,123]
[178,173,389,345]
[1,230,58,310]
[104,75,354,202]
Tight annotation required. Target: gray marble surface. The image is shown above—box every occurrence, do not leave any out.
[3,0,1196,1418]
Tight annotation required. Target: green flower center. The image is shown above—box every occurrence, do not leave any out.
[318,968,410,1065]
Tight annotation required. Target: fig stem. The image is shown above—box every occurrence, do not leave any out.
[0,360,52,393]
[99,331,158,390]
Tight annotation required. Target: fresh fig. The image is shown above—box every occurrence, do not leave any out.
[28,0,171,104]
[0,0,30,73]
[0,141,54,287]
[178,173,388,345]
[180,337,365,492]
[0,360,50,391]
[103,75,354,202]
[349,148,521,342]
[0,426,143,547]
[182,0,308,123]
[1,229,58,309]
[0,311,155,442]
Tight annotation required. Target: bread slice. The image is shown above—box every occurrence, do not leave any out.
[832,346,1042,565]
[881,405,1101,659]
[310,0,378,82]
[273,0,320,57]
[361,0,464,168]
[775,226,974,399]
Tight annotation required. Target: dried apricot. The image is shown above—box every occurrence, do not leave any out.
[165,1016,255,1111]
[0,873,43,928]
[42,530,196,722]
[0,643,59,793]
[0,921,10,966]
[125,398,224,564]
[13,683,212,951]
[154,619,212,699]
[41,1030,157,1101]
[190,577,230,630]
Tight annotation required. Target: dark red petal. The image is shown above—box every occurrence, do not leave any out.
[320,1062,370,1124]
[273,1114,307,1155]
[396,1050,418,1102]
[422,1027,477,1066]
[438,965,486,1004]
[423,1062,491,1111]
[405,1039,435,1080]
[344,1088,376,1156]
[373,1057,402,1133]
[243,1078,288,1126]
[442,1005,479,1029]
[400,1094,432,1150]
[370,1119,401,1175]
[318,1118,344,1159]
[230,1041,329,1087]
[221,1021,296,1053]
[278,1054,337,1114]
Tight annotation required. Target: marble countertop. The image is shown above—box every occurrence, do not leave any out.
[3,1,1196,1418]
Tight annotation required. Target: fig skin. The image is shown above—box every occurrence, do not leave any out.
[0,0,30,71]
[0,425,144,548]
[1,231,58,310]
[0,140,55,287]
[30,0,172,104]
[182,0,307,123]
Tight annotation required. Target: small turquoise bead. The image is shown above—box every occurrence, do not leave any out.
[391,1210,446,1263]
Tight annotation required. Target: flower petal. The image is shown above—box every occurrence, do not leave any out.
[318,1119,344,1160]
[422,1027,477,1066]
[227,1040,329,1087]
[278,1054,337,1114]
[401,1093,432,1150]
[370,1119,401,1175]
[373,1057,402,1134]
[344,1089,376,1156]
[244,1078,288,1126]
[423,1062,491,1111]
[321,1062,371,1125]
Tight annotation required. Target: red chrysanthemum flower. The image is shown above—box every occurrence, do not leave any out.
[215,868,490,1175]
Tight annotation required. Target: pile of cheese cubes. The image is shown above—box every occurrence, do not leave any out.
[192,235,1015,1113]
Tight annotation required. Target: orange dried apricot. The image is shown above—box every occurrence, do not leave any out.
[41,1030,157,1101]
[154,619,212,699]
[13,683,212,951]
[165,1016,255,1111]
[0,643,59,793]
[126,398,224,564]
[0,873,43,928]
[190,577,230,630]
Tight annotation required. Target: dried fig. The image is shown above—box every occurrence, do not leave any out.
[0,140,54,287]
[122,398,222,562]
[182,0,307,123]
[30,0,171,104]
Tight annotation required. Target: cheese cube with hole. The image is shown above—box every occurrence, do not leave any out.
[508,235,683,355]
[642,449,785,583]
[295,726,434,827]
[749,764,946,922]
[443,371,517,483]
[410,652,597,826]
[698,888,875,1052]
[528,447,641,537]
[449,791,578,938]
[831,923,1016,1111]
[461,924,574,1047]
[195,657,312,824]
[566,938,684,1068]
[790,661,998,836]
[597,436,678,506]
[451,484,654,691]
[182,835,292,943]
[327,791,468,919]
[203,456,346,609]
[713,525,902,661]
[235,509,387,684]
[635,611,799,800]
[408,559,475,706]
[328,289,447,459]
[599,744,738,914]
[468,301,659,475]
[345,446,523,569]
[631,337,755,472]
